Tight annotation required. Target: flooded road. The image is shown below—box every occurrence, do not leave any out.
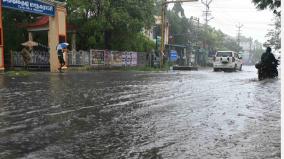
[0,66,280,159]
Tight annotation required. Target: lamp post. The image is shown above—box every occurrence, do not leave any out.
[159,0,198,68]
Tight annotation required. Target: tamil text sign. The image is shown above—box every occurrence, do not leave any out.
[2,0,55,16]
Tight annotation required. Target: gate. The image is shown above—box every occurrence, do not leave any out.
[11,50,50,70]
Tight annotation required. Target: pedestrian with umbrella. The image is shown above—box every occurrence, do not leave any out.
[56,42,69,72]
[21,40,38,69]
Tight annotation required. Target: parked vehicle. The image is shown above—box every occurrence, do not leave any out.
[213,51,242,72]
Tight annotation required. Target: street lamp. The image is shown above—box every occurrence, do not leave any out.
[159,0,198,68]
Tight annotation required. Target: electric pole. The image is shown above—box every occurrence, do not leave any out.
[236,23,243,51]
[201,0,214,26]
[200,0,213,66]
[160,0,166,68]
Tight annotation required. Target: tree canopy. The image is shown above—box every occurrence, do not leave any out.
[166,3,242,53]
[66,0,155,51]
[2,0,267,58]
[252,0,281,52]
[3,0,156,53]
[252,0,281,16]
[264,16,281,51]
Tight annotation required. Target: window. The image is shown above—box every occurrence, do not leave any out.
[216,52,232,57]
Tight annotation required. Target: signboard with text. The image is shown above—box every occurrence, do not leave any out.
[2,0,55,16]
[90,50,105,65]
[170,50,178,62]
[122,52,137,66]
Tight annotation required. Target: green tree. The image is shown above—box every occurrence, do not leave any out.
[166,3,192,46]
[252,0,281,51]
[67,0,155,51]
[167,4,241,52]
[264,16,281,51]
[172,2,185,17]
[221,35,242,52]
[2,9,44,65]
[153,0,163,15]
[252,0,281,16]
[167,12,190,45]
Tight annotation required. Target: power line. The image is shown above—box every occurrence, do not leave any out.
[213,12,269,25]
[183,4,257,10]
[213,18,269,28]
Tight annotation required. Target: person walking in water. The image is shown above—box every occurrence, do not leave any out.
[56,42,69,72]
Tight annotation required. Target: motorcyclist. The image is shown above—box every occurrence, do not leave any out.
[259,47,278,78]
[261,47,277,66]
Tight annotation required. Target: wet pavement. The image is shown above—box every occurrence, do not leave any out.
[0,66,280,159]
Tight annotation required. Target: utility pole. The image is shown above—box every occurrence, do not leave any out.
[201,0,212,66]
[160,0,166,68]
[190,16,200,65]
[201,0,213,26]
[160,0,198,68]
[236,23,243,50]
[191,17,200,42]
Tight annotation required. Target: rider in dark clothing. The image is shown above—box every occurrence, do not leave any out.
[261,47,277,67]
[260,47,278,77]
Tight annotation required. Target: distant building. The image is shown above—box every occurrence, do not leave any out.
[143,16,169,45]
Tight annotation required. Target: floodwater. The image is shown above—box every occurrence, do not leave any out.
[0,66,280,159]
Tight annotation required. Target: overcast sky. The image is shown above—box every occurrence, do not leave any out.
[169,0,276,44]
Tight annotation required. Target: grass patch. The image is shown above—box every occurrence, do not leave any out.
[67,65,171,72]
[5,71,33,77]
[67,66,94,72]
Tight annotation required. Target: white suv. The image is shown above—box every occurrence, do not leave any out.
[213,51,242,71]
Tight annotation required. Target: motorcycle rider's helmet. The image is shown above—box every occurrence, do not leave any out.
[266,47,271,53]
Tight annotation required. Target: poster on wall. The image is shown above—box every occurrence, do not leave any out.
[122,52,137,66]
[104,50,111,65]
[130,52,137,66]
[111,51,123,66]
[90,50,105,65]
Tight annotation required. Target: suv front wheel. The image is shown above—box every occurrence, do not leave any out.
[239,65,242,71]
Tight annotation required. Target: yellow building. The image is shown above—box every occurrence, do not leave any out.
[143,16,169,45]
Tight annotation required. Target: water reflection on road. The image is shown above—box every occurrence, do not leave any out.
[0,66,280,159]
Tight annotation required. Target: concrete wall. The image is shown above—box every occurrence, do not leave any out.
[67,50,147,67]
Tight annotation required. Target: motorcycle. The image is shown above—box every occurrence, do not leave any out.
[255,60,279,81]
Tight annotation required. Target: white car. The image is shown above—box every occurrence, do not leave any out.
[213,51,243,72]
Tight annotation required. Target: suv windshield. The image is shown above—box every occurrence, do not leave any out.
[216,52,233,57]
